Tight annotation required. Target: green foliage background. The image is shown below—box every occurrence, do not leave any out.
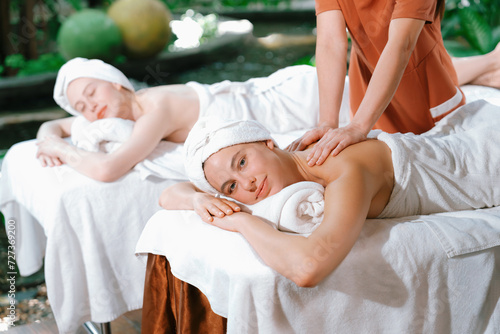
[2,0,499,77]
[442,0,500,56]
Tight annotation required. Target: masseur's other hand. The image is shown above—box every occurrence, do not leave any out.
[193,193,241,224]
[303,123,367,166]
[286,125,332,153]
[36,135,67,167]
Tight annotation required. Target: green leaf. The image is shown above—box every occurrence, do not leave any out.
[492,26,500,45]
[443,39,482,57]
[441,14,461,40]
[458,7,493,54]
[66,0,83,11]
[5,54,26,69]
[293,55,316,67]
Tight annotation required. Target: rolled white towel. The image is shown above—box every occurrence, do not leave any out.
[243,181,324,235]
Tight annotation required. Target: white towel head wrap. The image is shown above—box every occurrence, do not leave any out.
[184,117,273,194]
[53,57,134,116]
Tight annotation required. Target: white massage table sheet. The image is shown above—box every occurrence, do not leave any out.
[0,140,179,333]
[136,204,500,333]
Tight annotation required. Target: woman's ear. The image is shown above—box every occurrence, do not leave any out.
[265,139,275,150]
[112,82,123,90]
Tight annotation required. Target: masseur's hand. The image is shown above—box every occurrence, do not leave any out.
[306,123,368,165]
[36,135,67,167]
[289,123,367,166]
[193,193,241,224]
[286,125,333,153]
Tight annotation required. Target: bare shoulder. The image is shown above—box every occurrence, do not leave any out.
[307,139,393,184]
[136,84,199,115]
[136,84,197,99]
[135,84,200,142]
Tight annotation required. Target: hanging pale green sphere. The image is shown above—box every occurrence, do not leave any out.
[57,9,123,61]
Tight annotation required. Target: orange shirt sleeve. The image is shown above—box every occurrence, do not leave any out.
[391,0,437,23]
[315,0,340,16]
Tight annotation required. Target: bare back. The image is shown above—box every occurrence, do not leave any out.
[297,139,394,218]
[135,84,201,142]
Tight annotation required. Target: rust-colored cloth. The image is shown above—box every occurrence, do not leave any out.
[315,0,465,134]
[142,254,227,334]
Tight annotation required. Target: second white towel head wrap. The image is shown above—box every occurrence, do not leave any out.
[184,117,273,194]
[53,57,134,116]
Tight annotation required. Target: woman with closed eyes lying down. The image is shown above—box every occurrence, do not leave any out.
[160,99,500,287]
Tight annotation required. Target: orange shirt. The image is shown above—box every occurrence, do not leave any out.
[315,0,465,134]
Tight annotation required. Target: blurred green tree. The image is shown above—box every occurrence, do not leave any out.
[442,0,500,56]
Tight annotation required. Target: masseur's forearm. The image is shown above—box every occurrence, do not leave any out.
[316,47,347,128]
[316,10,348,128]
[350,18,425,134]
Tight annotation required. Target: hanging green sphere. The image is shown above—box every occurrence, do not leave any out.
[57,9,123,61]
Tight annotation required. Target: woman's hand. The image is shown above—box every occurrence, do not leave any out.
[210,211,253,233]
[36,136,69,167]
[193,193,241,224]
[37,153,63,167]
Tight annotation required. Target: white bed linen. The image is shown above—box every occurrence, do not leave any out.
[136,207,500,334]
[0,140,180,333]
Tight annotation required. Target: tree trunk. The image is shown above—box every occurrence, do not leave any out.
[19,0,37,60]
[88,0,103,8]
[0,0,11,66]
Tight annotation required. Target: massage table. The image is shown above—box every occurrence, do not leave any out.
[0,137,185,333]
[136,85,500,333]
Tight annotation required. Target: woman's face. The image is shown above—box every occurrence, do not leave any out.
[204,140,287,205]
[66,77,132,121]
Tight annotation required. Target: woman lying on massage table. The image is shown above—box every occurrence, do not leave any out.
[35,57,321,181]
[160,100,500,287]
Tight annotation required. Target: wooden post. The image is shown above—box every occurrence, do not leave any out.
[19,0,37,60]
[88,0,103,8]
[0,0,11,66]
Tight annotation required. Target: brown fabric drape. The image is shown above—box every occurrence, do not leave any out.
[142,254,227,334]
